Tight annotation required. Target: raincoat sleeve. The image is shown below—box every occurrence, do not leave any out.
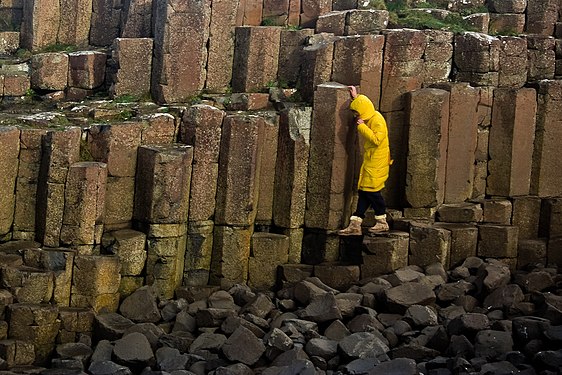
[357,120,386,146]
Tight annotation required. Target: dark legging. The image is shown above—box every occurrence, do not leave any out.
[353,189,386,218]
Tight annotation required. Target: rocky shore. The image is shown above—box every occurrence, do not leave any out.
[4,257,562,375]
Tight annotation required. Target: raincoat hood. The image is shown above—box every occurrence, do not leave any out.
[350,94,376,121]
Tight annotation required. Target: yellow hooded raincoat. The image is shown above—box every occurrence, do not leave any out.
[349,94,392,192]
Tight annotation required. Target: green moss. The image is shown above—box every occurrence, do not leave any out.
[391,8,475,33]
[79,139,94,161]
[364,0,387,10]
[40,43,79,53]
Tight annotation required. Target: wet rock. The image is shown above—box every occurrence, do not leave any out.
[113,332,155,370]
[154,347,189,372]
[221,326,265,366]
[339,332,389,359]
[384,282,436,313]
[94,313,135,341]
[367,357,418,374]
[119,286,161,323]
[298,292,342,322]
[474,330,513,360]
[88,360,133,375]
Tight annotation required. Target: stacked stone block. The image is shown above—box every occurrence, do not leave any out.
[60,162,107,254]
[300,33,338,102]
[120,0,152,38]
[255,113,279,226]
[36,128,81,247]
[248,233,289,290]
[472,87,493,199]
[1,263,54,304]
[184,221,214,286]
[405,88,449,208]
[531,80,562,197]
[23,247,76,306]
[0,3,23,32]
[206,0,239,93]
[478,224,519,260]
[0,340,34,367]
[13,128,47,240]
[152,0,210,103]
[332,35,384,107]
[409,222,451,269]
[512,196,541,240]
[101,229,147,297]
[482,198,512,225]
[423,30,454,85]
[58,0,92,46]
[87,122,144,230]
[525,0,559,36]
[527,35,556,82]
[438,83,479,203]
[68,51,106,90]
[236,0,262,26]
[1,72,29,96]
[454,32,500,87]
[7,304,59,365]
[89,0,122,46]
[274,107,312,263]
[134,144,193,299]
[20,0,59,50]
[361,231,409,277]
[497,36,527,88]
[300,0,331,28]
[108,38,153,98]
[71,255,121,313]
[488,0,526,35]
[434,223,478,268]
[232,26,281,93]
[278,28,315,88]
[540,198,562,267]
[213,114,263,286]
[57,307,95,344]
[30,53,69,91]
[0,127,19,241]
[305,83,355,231]
[487,88,537,197]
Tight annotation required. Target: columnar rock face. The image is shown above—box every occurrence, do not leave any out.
[409,222,451,268]
[60,162,107,254]
[0,32,20,54]
[58,0,92,46]
[487,87,537,197]
[497,36,527,88]
[206,0,239,93]
[8,304,59,365]
[405,88,450,208]
[434,223,478,267]
[236,0,263,25]
[316,11,346,35]
[134,145,193,298]
[255,113,279,226]
[68,51,107,90]
[277,28,315,87]
[232,26,281,93]
[215,114,263,226]
[180,105,224,222]
[346,9,389,35]
[89,0,122,46]
[478,224,518,258]
[248,233,289,290]
[36,128,81,247]
[525,0,558,36]
[489,13,525,35]
[512,196,541,240]
[362,232,409,277]
[152,0,210,104]
[437,83,479,203]
[184,220,214,286]
[101,229,147,296]
[454,32,500,87]
[109,38,153,98]
[274,107,311,229]
[2,73,29,96]
[423,30,454,85]
[0,127,19,240]
[120,0,152,38]
[30,53,69,91]
[13,128,47,240]
[332,35,384,107]
[71,255,121,313]
[531,80,562,197]
[20,0,59,50]
[210,226,253,287]
[305,83,355,230]
[57,307,95,344]
[262,0,289,25]
[527,35,556,82]
[472,87,493,199]
[380,29,429,113]
[300,0,331,28]
[300,33,338,102]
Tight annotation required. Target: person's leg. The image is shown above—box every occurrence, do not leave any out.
[367,190,389,233]
[339,190,370,236]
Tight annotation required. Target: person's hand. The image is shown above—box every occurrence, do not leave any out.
[348,85,358,99]
[356,117,364,126]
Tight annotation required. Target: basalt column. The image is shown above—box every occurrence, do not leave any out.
[304,83,355,264]
[531,80,562,197]
[211,114,264,286]
[134,144,193,299]
[488,88,537,197]
[405,88,450,209]
[273,107,312,263]
[152,0,210,103]
[36,128,81,247]
[180,104,225,286]
[0,127,19,241]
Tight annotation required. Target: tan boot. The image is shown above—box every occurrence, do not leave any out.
[368,214,389,234]
[338,216,363,236]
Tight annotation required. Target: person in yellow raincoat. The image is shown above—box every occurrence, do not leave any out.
[339,85,392,236]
